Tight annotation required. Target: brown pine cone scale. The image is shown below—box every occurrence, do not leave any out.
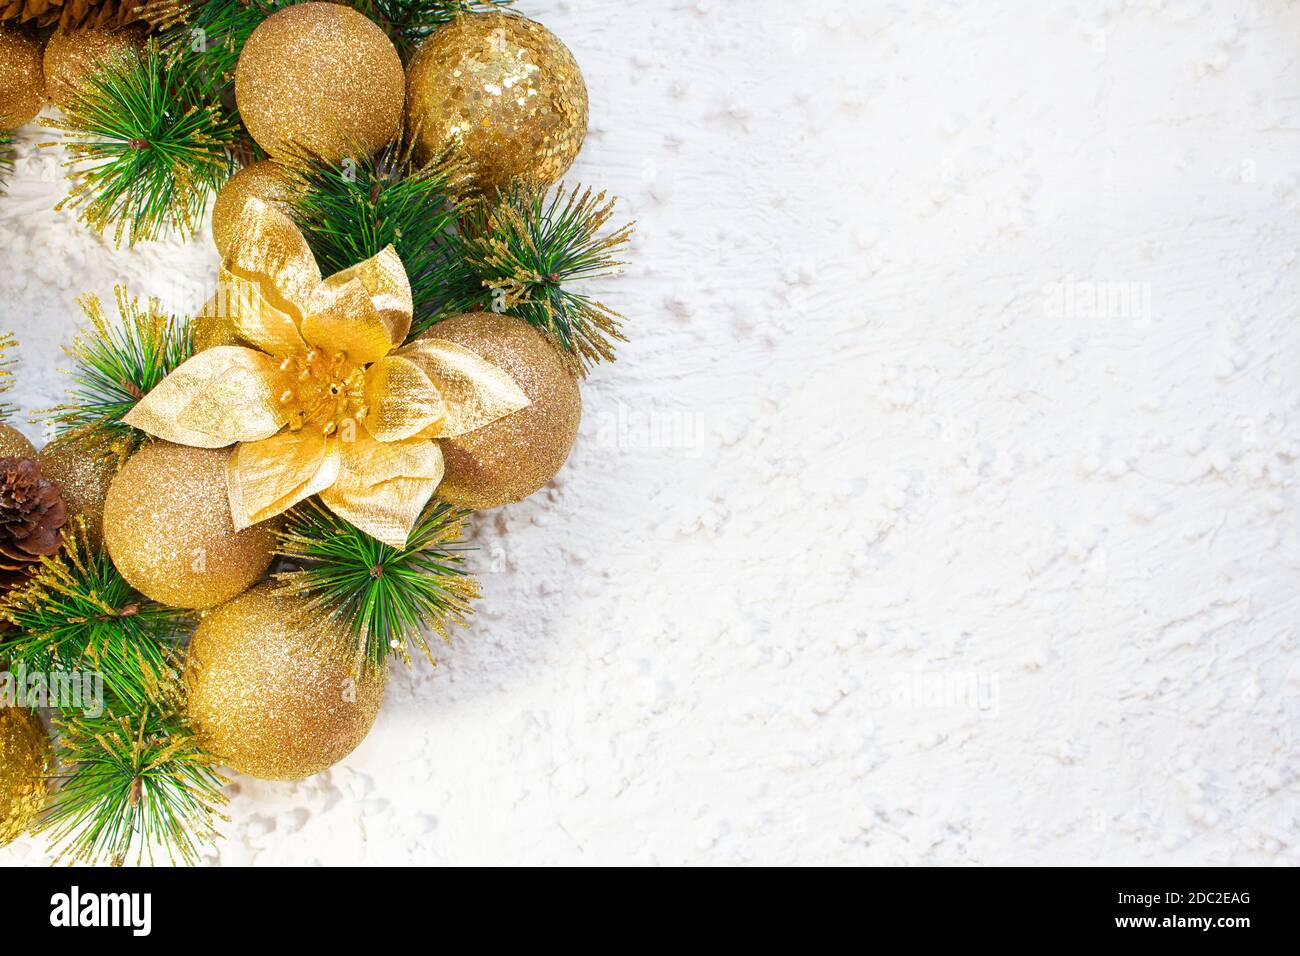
[0,0,147,30]
[0,456,67,589]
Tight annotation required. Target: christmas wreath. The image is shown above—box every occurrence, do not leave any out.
[0,0,632,864]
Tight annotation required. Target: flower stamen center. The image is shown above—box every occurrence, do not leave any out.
[277,349,369,436]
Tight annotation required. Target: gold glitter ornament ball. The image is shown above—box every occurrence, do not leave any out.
[406,12,588,191]
[103,442,278,609]
[234,3,403,162]
[42,26,143,110]
[38,432,121,550]
[184,584,386,781]
[211,160,295,259]
[0,707,51,847]
[0,422,36,458]
[0,24,43,131]
[426,313,581,509]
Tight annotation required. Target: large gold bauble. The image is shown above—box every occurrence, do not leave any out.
[405,12,588,191]
[42,26,143,110]
[103,442,277,609]
[0,24,43,131]
[234,3,403,162]
[210,160,295,259]
[425,313,581,509]
[0,422,36,458]
[38,432,121,550]
[184,584,386,781]
[0,707,50,847]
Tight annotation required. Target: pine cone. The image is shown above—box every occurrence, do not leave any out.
[0,0,147,30]
[0,456,67,590]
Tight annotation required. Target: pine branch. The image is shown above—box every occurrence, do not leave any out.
[273,499,479,672]
[153,0,300,88]
[437,183,635,373]
[45,287,194,444]
[0,331,16,424]
[290,143,473,335]
[350,0,515,61]
[0,131,13,195]
[41,704,228,867]
[43,40,242,246]
[0,519,192,711]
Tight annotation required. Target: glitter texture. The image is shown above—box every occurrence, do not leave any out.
[426,314,581,510]
[211,161,295,260]
[38,431,121,549]
[184,583,386,781]
[126,198,528,548]
[0,707,50,848]
[0,423,35,458]
[42,26,143,109]
[234,3,404,163]
[405,11,588,192]
[103,442,278,609]
[0,24,43,131]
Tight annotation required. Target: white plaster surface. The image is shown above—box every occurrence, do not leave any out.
[2,0,1299,865]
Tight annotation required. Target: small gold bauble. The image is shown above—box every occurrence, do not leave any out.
[0,422,36,458]
[103,442,278,609]
[0,24,43,131]
[234,3,403,162]
[184,584,386,781]
[425,313,581,509]
[406,12,588,191]
[38,432,122,550]
[42,26,143,110]
[0,707,51,848]
[210,160,295,259]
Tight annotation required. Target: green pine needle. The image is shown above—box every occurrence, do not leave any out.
[0,331,16,424]
[41,705,228,867]
[274,499,480,672]
[290,144,473,335]
[0,520,192,711]
[0,131,13,195]
[440,183,635,373]
[153,0,300,87]
[44,40,241,246]
[351,0,515,61]
[46,287,194,444]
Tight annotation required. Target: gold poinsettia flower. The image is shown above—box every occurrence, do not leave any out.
[124,198,530,548]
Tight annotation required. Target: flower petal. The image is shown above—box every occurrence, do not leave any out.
[301,277,395,367]
[395,337,530,438]
[212,267,307,358]
[362,355,447,442]
[318,434,444,548]
[222,197,321,322]
[226,429,342,529]
[123,346,288,448]
[322,245,412,345]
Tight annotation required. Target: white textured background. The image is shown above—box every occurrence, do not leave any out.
[3,0,1300,865]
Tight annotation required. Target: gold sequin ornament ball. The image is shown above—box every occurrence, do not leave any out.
[38,432,122,550]
[42,25,143,110]
[428,313,581,509]
[235,3,404,163]
[405,11,588,192]
[0,23,43,130]
[184,584,386,781]
[0,422,35,458]
[103,442,278,609]
[0,707,51,847]
[210,160,295,259]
